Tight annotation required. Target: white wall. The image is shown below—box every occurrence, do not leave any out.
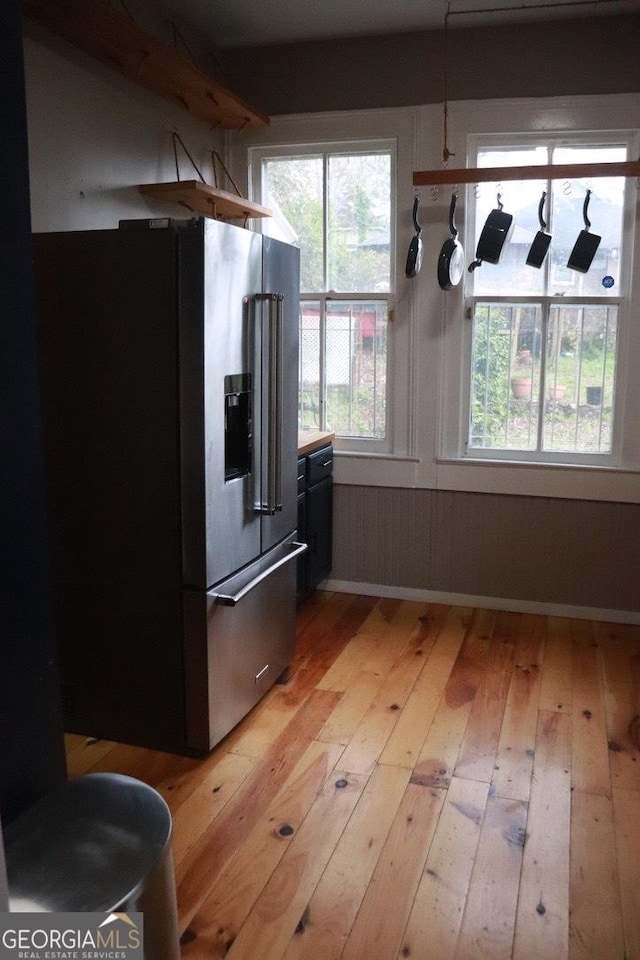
[23,23,225,232]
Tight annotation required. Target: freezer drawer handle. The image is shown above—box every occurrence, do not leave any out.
[211,541,307,606]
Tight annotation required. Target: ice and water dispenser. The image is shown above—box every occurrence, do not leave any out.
[224,373,252,482]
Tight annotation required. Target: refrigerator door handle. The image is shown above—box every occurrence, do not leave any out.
[255,293,284,516]
[211,541,307,606]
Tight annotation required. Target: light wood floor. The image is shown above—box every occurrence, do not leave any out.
[65,593,640,960]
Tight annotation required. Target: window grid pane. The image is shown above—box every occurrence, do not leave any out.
[325,301,388,440]
[263,147,392,443]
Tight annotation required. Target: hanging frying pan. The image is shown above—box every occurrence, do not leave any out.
[567,189,601,273]
[437,192,465,290]
[526,190,552,268]
[468,193,514,272]
[405,196,423,278]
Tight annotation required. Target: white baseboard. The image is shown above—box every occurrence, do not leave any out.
[321,578,640,625]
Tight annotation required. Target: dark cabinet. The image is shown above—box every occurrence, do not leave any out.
[297,443,333,599]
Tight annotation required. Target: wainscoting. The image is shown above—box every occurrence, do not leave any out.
[331,486,639,618]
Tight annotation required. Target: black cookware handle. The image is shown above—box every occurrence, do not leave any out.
[449,192,458,240]
[412,196,422,234]
[583,189,592,230]
[538,191,547,231]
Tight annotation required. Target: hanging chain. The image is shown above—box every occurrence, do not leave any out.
[442,3,455,166]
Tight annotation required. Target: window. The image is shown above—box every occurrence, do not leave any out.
[258,142,394,449]
[464,136,631,465]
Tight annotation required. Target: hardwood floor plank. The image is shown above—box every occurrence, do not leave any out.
[223,765,368,960]
[335,620,437,776]
[603,679,640,792]
[170,751,257,867]
[181,739,344,956]
[316,668,388,746]
[399,776,489,960]
[571,619,611,798]
[612,787,640,960]
[64,734,120,776]
[341,781,446,960]
[454,794,528,960]
[316,599,421,694]
[569,792,625,960]
[281,763,412,960]
[539,616,573,713]
[379,606,471,769]
[491,614,544,802]
[454,610,517,784]
[60,597,639,960]
[176,687,341,930]
[411,609,495,789]
[597,620,640,686]
[512,709,571,960]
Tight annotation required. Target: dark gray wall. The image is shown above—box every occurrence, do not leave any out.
[223,14,640,116]
[1,0,66,821]
[332,486,639,612]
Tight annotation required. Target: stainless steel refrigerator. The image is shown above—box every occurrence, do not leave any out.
[34,217,303,755]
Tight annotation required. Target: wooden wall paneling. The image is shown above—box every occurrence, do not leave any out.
[281,763,412,960]
[512,709,571,960]
[569,792,625,960]
[331,486,640,614]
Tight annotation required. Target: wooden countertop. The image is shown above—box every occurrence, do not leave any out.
[297,430,335,456]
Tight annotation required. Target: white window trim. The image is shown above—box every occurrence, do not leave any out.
[253,139,396,453]
[434,94,640,503]
[227,95,640,501]
[227,108,420,481]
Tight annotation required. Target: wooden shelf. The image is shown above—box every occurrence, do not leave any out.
[23,0,269,130]
[414,160,640,186]
[138,180,272,221]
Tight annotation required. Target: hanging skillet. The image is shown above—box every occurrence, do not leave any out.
[567,188,601,273]
[526,190,552,268]
[405,195,423,278]
[438,192,465,290]
[468,193,514,272]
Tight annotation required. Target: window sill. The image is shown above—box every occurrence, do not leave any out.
[436,457,640,503]
[333,450,420,487]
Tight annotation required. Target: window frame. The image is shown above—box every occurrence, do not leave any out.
[439,124,639,478]
[250,138,397,454]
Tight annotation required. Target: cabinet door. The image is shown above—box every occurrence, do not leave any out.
[306,475,333,591]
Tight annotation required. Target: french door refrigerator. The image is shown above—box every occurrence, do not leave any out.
[34,217,303,755]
